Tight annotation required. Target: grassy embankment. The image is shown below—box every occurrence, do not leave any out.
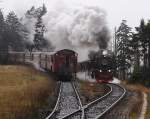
[0,65,57,119]
[122,81,150,119]
[77,80,110,105]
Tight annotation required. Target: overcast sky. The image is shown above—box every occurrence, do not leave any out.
[1,0,150,30]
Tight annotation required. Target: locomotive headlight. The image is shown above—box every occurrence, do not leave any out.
[108,70,111,72]
[100,70,102,72]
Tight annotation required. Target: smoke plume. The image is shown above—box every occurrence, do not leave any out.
[3,0,110,61]
[21,17,37,44]
[43,4,110,61]
[43,3,110,60]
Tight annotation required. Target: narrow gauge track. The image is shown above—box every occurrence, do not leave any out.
[61,83,126,119]
[46,81,83,119]
[84,83,126,119]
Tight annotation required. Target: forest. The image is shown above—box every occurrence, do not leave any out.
[115,20,150,86]
[0,4,53,54]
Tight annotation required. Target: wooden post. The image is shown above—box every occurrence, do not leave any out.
[39,54,41,67]
[32,54,34,61]
[45,55,47,69]
[23,53,25,63]
[14,54,17,63]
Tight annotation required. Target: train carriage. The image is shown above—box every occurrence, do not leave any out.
[52,49,77,81]
[39,49,78,81]
[7,49,78,81]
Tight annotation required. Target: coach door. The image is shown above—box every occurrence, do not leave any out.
[66,55,70,67]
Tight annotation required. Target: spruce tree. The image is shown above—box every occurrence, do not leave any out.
[33,4,48,51]
[130,19,150,86]
[34,17,46,50]
[145,21,150,68]
[0,9,8,64]
[116,20,133,80]
[6,12,25,51]
[137,19,148,69]
[131,33,141,70]
[0,9,6,52]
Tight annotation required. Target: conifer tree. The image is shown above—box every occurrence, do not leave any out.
[146,21,150,68]
[137,19,148,69]
[33,4,48,51]
[34,17,46,50]
[6,12,25,51]
[116,20,133,80]
[0,9,6,51]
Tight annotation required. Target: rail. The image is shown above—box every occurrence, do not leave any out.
[95,83,126,119]
[45,82,62,119]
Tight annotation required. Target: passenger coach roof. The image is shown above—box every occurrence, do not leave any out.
[40,52,56,55]
[55,49,77,55]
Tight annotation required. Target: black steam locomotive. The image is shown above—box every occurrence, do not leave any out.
[80,50,116,83]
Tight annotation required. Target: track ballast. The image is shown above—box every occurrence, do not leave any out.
[46,81,82,119]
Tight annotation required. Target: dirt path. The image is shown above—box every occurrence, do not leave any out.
[138,92,148,119]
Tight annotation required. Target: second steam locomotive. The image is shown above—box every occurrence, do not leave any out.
[80,50,115,83]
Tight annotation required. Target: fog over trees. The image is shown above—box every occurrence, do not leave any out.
[0,4,53,53]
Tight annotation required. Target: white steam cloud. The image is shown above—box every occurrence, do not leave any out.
[21,17,37,44]
[43,4,110,61]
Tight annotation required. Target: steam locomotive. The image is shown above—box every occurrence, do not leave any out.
[80,50,115,83]
[8,49,78,81]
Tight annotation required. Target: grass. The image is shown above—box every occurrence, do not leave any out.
[129,92,143,119]
[145,94,150,119]
[122,81,150,119]
[0,65,57,119]
[77,80,110,105]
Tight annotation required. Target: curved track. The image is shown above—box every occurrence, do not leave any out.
[84,83,126,119]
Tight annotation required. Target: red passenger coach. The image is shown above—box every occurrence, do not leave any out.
[52,50,77,72]
[39,49,78,81]
[7,49,77,81]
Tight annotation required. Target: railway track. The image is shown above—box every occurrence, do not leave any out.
[84,83,126,119]
[49,83,126,119]
[5,52,126,119]
[46,81,83,119]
